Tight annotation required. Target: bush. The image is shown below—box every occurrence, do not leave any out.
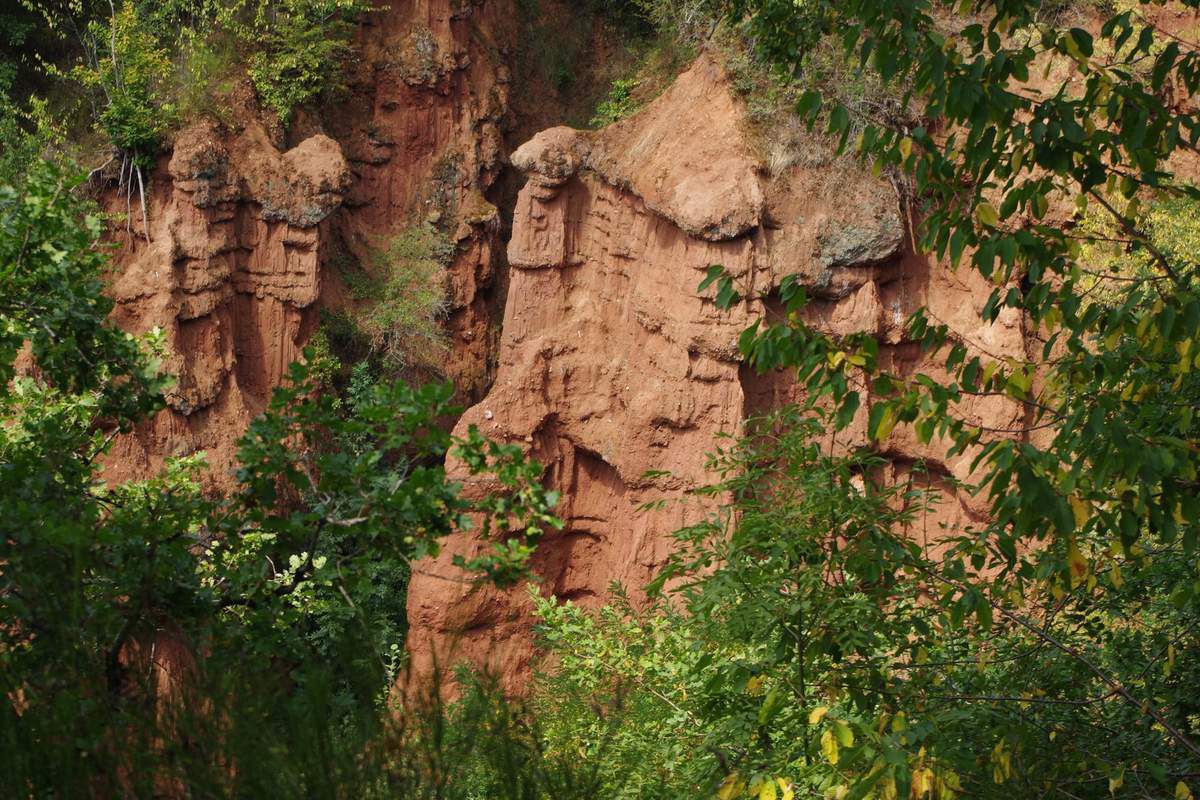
[245,0,371,123]
[73,0,176,167]
[589,77,640,127]
[527,405,1200,799]
[170,26,241,123]
[354,224,455,374]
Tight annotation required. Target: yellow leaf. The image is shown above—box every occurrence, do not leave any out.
[1109,769,1124,794]
[874,406,899,441]
[808,706,830,725]
[1069,495,1090,527]
[976,202,999,227]
[913,767,933,797]
[835,720,854,747]
[891,712,907,732]
[981,360,1001,386]
[1067,540,1088,588]
[747,675,764,694]
[937,769,962,800]
[899,136,913,159]
[1177,781,1194,800]
[717,773,744,800]
[778,778,794,800]
[1137,314,1153,340]
[992,740,1012,784]
[821,728,840,765]
[758,778,777,800]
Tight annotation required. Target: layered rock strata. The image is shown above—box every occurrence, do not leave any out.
[104,120,351,484]
[405,54,1029,689]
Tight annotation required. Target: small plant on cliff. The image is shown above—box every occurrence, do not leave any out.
[356,224,456,374]
[589,76,641,127]
[44,0,175,238]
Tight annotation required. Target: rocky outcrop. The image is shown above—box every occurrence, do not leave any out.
[328,0,514,400]
[103,0,516,485]
[405,54,1029,690]
[103,119,351,484]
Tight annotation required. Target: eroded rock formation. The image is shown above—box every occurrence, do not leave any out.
[103,0,514,486]
[90,0,1030,693]
[405,54,1029,690]
[103,119,351,484]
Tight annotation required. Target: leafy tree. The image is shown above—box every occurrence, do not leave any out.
[242,0,371,123]
[531,404,1200,798]
[72,0,176,168]
[718,0,1200,601]
[661,0,1200,795]
[0,158,561,795]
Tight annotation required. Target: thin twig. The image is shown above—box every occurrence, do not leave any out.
[136,164,151,243]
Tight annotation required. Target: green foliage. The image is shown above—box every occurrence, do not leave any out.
[0,159,160,415]
[669,0,1200,794]
[530,408,1200,799]
[722,0,1200,604]
[353,224,455,374]
[19,0,370,163]
[590,77,641,127]
[1078,194,1200,301]
[530,586,702,798]
[0,93,65,187]
[169,25,241,123]
[0,155,563,795]
[71,0,176,167]
[625,0,721,42]
[244,0,371,123]
[0,5,38,94]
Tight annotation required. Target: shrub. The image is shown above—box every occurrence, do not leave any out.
[629,0,720,42]
[245,0,371,123]
[355,224,455,373]
[170,26,241,123]
[589,77,640,127]
[73,0,176,168]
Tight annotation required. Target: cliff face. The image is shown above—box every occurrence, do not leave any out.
[103,0,512,486]
[404,55,1029,690]
[93,3,1028,691]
